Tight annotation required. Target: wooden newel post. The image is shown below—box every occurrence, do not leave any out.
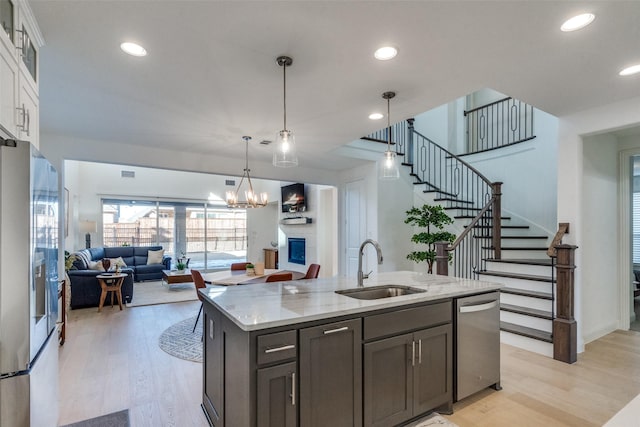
[491,182,502,260]
[435,242,449,276]
[553,244,578,364]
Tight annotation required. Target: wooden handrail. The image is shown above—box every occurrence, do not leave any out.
[547,222,570,257]
[447,197,495,249]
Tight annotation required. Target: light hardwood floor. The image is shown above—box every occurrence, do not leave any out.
[59,301,640,426]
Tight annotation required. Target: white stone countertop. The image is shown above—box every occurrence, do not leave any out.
[200,270,503,332]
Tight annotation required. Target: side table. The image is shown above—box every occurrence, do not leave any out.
[96,273,127,312]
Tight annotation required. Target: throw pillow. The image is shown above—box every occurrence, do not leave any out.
[88,260,105,272]
[109,257,127,271]
[75,250,91,270]
[147,249,164,265]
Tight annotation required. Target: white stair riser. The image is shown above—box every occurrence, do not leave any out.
[500,331,553,357]
[500,311,552,332]
[484,261,552,276]
[499,249,548,259]
[500,293,554,312]
[479,275,553,292]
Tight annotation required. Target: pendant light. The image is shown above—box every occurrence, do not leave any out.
[273,55,298,167]
[378,91,400,180]
[226,136,268,208]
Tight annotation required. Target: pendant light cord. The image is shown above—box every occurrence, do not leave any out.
[283,62,287,131]
[387,96,391,150]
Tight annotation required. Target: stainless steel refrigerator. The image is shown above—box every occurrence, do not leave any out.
[0,138,59,427]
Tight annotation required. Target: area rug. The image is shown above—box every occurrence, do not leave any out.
[61,409,129,427]
[408,413,459,427]
[158,315,203,362]
[128,280,198,307]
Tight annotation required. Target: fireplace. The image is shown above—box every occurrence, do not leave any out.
[288,238,306,265]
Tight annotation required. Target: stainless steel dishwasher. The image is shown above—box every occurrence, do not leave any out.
[455,291,501,401]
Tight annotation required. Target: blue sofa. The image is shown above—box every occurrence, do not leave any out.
[68,246,171,309]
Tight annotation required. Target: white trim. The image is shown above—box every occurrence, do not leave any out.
[17,0,44,47]
[582,320,620,344]
[618,148,640,330]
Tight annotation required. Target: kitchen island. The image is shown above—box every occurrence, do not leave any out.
[200,271,502,427]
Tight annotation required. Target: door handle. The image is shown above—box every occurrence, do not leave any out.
[290,372,296,406]
[323,326,348,335]
[459,300,498,313]
[411,340,416,366]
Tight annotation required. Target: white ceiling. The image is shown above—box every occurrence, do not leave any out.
[30,1,640,171]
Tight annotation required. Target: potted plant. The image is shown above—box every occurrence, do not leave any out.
[175,251,187,272]
[404,204,456,274]
[246,263,255,276]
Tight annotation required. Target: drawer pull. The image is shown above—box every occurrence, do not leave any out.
[264,344,295,354]
[323,326,348,335]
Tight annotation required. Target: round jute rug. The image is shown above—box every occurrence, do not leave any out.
[158,315,203,362]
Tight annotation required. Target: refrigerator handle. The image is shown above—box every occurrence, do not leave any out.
[459,300,498,314]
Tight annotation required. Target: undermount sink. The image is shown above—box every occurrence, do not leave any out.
[335,284,426,300]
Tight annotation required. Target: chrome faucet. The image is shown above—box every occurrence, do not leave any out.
[357,239,383,287]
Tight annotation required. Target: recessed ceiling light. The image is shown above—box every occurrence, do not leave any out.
[374,46,398,61]
[369,113,384,120]
[560,13,595,32]
[619,64,640,76]
[120,42,147,57]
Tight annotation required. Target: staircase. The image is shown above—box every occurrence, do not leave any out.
[363,107,576,361]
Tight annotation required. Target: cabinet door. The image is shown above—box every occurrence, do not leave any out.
[0,30,17,136]
[203,305,223,425]
[299,318,362,427]
[257,362,297,427]
[413,324,452,415]
[18,76,37,147]
[364,332,413,427]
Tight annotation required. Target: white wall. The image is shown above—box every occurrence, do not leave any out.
[558,94,640,351]
[581,134,619,342]
[246,202,279,264]
[278,184,338,277]
[64,160,281,251]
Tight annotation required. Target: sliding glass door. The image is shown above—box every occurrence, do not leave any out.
[102,199,246,271]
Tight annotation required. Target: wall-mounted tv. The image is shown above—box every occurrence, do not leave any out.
[281,183,306,213]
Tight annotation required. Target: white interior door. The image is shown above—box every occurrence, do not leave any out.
[345,180,366,277]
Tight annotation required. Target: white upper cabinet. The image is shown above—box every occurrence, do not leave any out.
[0,0,41,146]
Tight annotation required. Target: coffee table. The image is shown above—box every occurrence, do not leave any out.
[162,269,194,289]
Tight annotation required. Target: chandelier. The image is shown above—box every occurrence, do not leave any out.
[226,136,268,208]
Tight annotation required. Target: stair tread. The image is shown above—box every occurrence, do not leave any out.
[466,225,529,229]
[500,304,553,320]
[482,246,548,250]
[485,258,553,266]
[500,287,553,300]
[478,270,554,283]
[456,215,511,220]
[500,321,553,343]
[434,198,474,204]
[473,235,548,239]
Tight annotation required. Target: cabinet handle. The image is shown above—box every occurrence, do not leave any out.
[418,339,422,364]
[323,326,348,335]
[264,344,295,354]
[291,372,296,406]
[412,341,416,366]
[25,108,30,136]
[16,104,26,130]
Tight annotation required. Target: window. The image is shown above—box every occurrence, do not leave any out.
[0,0,13,42]
[101,199,246,270]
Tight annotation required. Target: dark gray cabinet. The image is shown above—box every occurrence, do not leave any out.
[257,362,297,427]
[299,318,362,427]
[202,304,223,426]
[363,303,452,427]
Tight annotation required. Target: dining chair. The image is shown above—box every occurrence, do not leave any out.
[304,264,321,279]
[191,269,207,333]
[266,272,293,282]
[231,262,250,271]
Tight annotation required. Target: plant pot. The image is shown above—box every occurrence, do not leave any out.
[246,268,255,276]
